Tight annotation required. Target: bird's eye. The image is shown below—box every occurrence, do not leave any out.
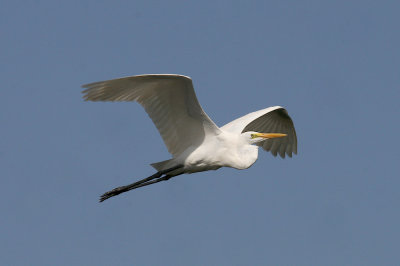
[251,134,257,139]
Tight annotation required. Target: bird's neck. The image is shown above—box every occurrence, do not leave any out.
[234,144,259,169]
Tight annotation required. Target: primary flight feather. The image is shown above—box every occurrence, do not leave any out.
[82,74,297,202]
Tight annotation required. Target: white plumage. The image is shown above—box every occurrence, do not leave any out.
[222,106,297,158]
[82,74,297,202]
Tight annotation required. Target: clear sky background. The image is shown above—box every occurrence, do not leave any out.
[1,1,399,265]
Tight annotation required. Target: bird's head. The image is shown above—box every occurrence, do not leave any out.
[242,131,287,145]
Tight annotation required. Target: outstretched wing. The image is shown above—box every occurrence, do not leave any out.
[82,74,221,157]
[221,106,297,158]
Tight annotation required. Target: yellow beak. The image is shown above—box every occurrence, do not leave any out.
[256,133,287,139]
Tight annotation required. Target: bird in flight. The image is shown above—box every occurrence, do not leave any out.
[82,74,297,202]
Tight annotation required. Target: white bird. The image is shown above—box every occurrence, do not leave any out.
[82,74,297,202]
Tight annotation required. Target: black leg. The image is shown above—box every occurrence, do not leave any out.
[99,165,183,202]
[120,175,173,191]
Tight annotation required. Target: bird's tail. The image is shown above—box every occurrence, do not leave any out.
[150,159,174,171]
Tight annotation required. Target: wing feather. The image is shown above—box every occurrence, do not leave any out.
[82,74,221,157]
[268,120,280,156]
[221,106,297,158]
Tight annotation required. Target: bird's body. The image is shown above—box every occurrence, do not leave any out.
[172,131,258,174]
[82,74,297,202]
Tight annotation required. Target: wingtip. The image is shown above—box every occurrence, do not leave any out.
[131,73,192,80]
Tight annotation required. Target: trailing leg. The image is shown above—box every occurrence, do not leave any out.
[99,165,183,202]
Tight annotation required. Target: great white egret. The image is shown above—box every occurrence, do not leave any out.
[82,74,297,202]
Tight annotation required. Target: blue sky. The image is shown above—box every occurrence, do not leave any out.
[1,1,399,265]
